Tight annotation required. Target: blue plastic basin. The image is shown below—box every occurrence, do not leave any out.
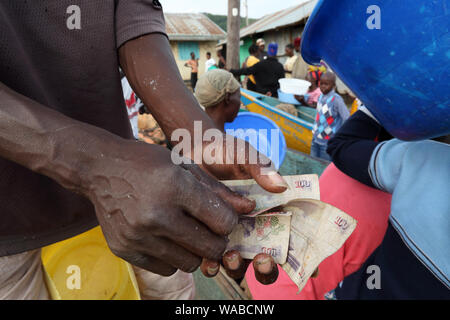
[224,113,287,170]
[301,0,450,140]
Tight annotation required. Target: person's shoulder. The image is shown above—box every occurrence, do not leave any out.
[332,92,345,104]
[248,56,259,63]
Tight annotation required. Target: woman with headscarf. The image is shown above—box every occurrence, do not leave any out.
[194,69,242,131]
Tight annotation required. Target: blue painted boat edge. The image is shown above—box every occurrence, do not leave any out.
[241,89,314,130]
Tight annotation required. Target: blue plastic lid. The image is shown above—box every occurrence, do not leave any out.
[224,113,287,170]
[301,0,450,140]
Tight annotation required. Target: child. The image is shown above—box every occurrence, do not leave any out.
[310,72,350,161]
[295,70,323,108]
[327,110,450,299]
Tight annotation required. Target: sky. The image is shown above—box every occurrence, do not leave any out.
[159,0,305,19]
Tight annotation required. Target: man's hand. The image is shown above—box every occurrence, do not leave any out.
[119,34,288,283]
[86,140,255,276]
[294,94,306,104]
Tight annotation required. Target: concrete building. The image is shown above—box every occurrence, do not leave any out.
[218,0,353,96]
[218,0,318,66]
[164,13,226,83]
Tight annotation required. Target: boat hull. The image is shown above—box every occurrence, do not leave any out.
[240,89,314,154]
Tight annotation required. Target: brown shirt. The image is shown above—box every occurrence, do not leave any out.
[0,0,166,256]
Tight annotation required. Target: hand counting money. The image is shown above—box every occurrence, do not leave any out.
[222,175,357,293]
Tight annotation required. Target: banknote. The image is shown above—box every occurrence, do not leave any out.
[223,174,320,217]
[224,175,320,265]
[281,199,357,293]
[222,176,357,293]
[226,210,292,264]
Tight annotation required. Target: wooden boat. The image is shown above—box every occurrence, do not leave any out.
[240,88,316,154]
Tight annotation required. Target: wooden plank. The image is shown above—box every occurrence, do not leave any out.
[213,268,250,300]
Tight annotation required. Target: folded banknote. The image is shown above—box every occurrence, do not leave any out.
[223,175,357,293]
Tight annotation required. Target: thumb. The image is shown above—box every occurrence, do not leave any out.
[245,162,288,194]
[181,163,256,215]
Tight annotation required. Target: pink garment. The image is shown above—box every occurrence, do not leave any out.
[307,87,322,105]
[245,163,391,300]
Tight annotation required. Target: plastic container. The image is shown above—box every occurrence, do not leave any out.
[41,226,141,300]
[225,113,287,170]
[301,0,450,140]
[278,78,311,95]
[277,89,300,105]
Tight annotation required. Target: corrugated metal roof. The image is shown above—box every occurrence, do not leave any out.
[240,0,318,39]
[164,13,226,41]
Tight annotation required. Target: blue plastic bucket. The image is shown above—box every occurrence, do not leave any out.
[277,89,301,105]
[302,0,450,140]
[224,113,287,170]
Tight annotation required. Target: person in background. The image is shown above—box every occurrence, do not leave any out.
[230,43,285,98]
[217,49,227,69]
[350,97,363,115]
[256,38,268,60]
[184,52,199,90]
[283,44,298,78]
[205,52,217,72]
[326,109,450,299]
[245,161,392,300]
[291,37,309,80]
[245,45,260,92]
[294,70,323,108]
[310,72,350,161]
[194,70,241,132]
[121,73,144,139]
[308,61,328,75]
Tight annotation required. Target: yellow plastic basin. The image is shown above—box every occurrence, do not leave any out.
[41,226,140,300]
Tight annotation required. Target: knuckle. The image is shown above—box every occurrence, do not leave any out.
[108,243,126,259]
[142,211,169,237]
[205,239,227,260]
[179,258,202,273]
[217,211,238,235]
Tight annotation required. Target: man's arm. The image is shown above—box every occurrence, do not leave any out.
[230,63,261,77]
[0,81,250,276]
[294,95,316,109]
[119,35,216,142]
[336,96,351,121]
[119,34,287,192]
[119,34,289,282]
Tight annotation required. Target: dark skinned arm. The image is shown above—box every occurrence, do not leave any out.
[0,34,285,282]
[0,81,250,276]
[119,34,287,282]
[119,34,288,191]
[230,62,261,77]
[0,62,276,280]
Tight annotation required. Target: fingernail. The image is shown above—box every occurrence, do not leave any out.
[207,264,220,276]
[224,252,241,270]
[255,256,273,274]
[266,171,289,188]
[200,259,220,278]
[253,254,278,285]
